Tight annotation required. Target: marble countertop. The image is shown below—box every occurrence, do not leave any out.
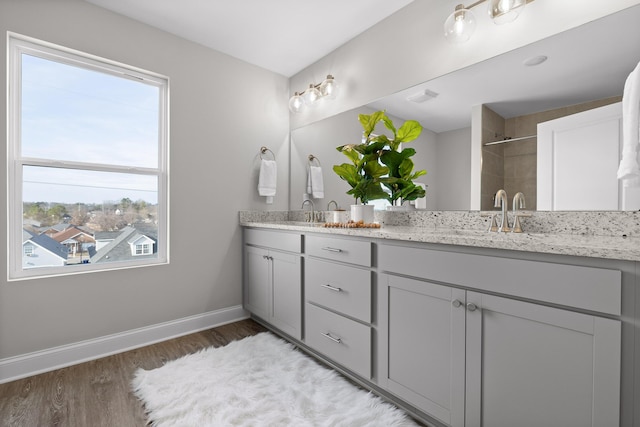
[240,220,640,262]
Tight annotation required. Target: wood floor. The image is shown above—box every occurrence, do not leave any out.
[0,319,268,427]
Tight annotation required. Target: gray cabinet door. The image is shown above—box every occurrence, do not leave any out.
[271,250,301,339]
[245,245,270,319]
[465,292,621,427]
[381,274,466,427]
[245,245,302,340]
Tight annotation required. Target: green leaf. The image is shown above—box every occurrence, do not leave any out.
[382,115,396,136]
[358,111,385,136]
[332,164,359,187]
[363,161,389,178]
[380,150,403,175]
[398,158,414,178]
[396,120,422,143]
[411,169,427,180]
[336,144,361,164]
[362,139,387,155]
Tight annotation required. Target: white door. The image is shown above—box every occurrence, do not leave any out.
[537,102,639,210]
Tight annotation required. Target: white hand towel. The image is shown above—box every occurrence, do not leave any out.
[306,166,324,199]
[258,159,277,198]
[617,60,640,187]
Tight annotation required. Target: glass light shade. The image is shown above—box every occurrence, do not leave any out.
[288,92,304,113]
[488,0,526,25]
[319,75,338,99]
[303,84,322,106]
[444,6,476,44]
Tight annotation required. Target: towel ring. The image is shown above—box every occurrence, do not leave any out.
[308,154,321,166]
[260,146,276,160]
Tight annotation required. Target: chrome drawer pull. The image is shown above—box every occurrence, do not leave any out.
[321,247,343,253]
[322,332,342,344]
[321,284,343,292]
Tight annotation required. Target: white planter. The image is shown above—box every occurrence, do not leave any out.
[351,204,374,223]
[330,210,348,223]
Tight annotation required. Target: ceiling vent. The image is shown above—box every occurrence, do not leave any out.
[407,89,439,103]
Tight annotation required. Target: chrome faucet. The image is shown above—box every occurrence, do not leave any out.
[327,200,338,211]
[301,199,315,222]
[493,189,510,232]
[511,192,529,233]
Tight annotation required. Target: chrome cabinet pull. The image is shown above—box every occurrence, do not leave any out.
[452,299,462,308]
[321,247,343,253]
[466,303,478,312]
[322,332,342,344]
[321,284,342,292]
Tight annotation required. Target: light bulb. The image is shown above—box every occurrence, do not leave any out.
[488,0,526,24]
[303,84,322,106]
[444,5,476,44]
[319,75,338,99]
[288,92,304,113]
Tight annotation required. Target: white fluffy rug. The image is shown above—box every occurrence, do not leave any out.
[132,332,418,426]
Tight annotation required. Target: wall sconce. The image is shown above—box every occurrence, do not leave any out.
[444,0,531,44]
[289,75,337,113]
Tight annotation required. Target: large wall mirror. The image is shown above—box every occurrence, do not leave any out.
[290,4,640,212]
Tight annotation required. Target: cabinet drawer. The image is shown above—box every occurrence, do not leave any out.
[379,244,621,315]
[306,235,371,267]
[305,258,371,323]
[305,303,371,379]
[245,228,301,253]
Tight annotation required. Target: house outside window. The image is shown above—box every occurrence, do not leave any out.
[24,244,34,256]
[8,33,169,280]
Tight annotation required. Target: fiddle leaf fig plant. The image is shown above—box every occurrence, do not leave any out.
[334,110,426,206]
[333,143,388,204]
[333,110,427,206]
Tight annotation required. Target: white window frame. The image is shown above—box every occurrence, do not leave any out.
[7,33,170,281]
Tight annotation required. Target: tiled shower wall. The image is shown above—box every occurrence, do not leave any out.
[480,96,621,211]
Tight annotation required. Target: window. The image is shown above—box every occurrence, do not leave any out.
[8,34,169,280]
[135,244,152,256]
[24,245,34,257]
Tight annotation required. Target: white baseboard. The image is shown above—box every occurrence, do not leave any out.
[0,305,249,384]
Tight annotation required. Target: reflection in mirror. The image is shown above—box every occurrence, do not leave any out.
[290,106,467,211]
[366,4,640,211]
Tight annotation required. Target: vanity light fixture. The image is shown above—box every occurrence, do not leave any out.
[444,0,532,44]
[289,75,337,113]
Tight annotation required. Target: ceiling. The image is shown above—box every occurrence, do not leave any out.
[84,0,414,77]
[83,1,639,133]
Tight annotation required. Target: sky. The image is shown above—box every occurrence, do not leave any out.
[20,53,161,205]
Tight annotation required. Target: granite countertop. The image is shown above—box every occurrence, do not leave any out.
[240,219,640,262]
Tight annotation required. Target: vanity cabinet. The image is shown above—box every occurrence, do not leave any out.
[244,229,302,339]
[378,243,622,427]
[242,227,630,427]
[304,235,373,379]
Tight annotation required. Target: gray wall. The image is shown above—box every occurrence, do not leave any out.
[434,127,472,210]
[289,1,639,131]
[0,0,289,359]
